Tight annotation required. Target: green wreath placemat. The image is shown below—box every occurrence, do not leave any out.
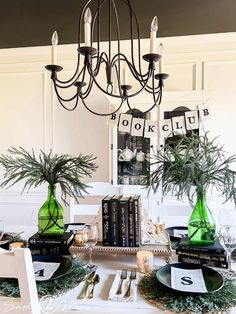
[138,269,236,314]
[0,258,95,298]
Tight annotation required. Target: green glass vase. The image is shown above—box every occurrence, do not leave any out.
[188,188,216,246]
[38,185,64,236]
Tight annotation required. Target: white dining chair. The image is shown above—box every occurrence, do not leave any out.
[69,181,122,223]
[0,248,40,314]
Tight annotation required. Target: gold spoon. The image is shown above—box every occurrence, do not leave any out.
[87,274,100,299]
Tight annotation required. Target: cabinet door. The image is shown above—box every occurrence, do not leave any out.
[110,107,157,187]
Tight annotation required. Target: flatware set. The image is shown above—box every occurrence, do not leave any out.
[78,271,100,299]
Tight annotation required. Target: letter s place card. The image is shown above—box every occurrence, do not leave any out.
[171,267,207,293]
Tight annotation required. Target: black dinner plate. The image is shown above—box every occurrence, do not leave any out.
[32,255,72,282]
[165,226,188,242]
[156,262,224,294]
[0,234,13,246]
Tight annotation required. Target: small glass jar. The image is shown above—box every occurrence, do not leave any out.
[137,251,154,274]
[9,242,24,251]
[74,230,84,246]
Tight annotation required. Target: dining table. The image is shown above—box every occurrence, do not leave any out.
[3,224,236,314]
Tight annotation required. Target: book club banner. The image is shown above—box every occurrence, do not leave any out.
[107,103,211,138]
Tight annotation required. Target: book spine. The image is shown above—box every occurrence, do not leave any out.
[28,236,73,246]
[118,200,129,247]
[128,197,134,247]
[134,196,140,247]
[178,255,228,268]
[177,246,225,255]
[176,250,227,263]
[29,245,70,256]
[110,199,119,246]
[102,198,111,246]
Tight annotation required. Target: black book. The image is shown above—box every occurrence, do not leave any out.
[128,196,135,247]
[110,195,122,246]
[177,237,225,255]
[176,250,227,263]
[28,232,74,246]
[102,195,113,246]
[29,244,71,256]
[118,196,130,247]
[133,195,141,247]
[178,255,228,269]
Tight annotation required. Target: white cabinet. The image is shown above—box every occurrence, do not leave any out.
[109,99,158,189]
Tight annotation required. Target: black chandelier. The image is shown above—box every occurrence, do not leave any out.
[45,0,169,116]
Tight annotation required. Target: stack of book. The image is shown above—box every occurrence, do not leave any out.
[102,195,141,247]
[176,237,228,268]
[28,232,74,256]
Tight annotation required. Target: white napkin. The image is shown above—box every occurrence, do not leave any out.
[108,271,138,302]
[33,261,60,281]
[171,267,207,293]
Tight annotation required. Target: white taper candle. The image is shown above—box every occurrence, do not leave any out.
[51,31,58,65]
[84,8,92,46]
[149,16,158,53]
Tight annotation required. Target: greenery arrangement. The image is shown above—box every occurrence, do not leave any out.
[0,259,95,298]
[0,147,97,205]
[138,270,236,313]
[145,132,236,204]
[144,132,236,244]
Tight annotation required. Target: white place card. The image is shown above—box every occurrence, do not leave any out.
[33,261,60,281]
[173,229,188,238]
[171,267,207,293]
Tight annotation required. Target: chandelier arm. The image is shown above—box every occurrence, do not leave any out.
[112,54,149,80]
[52,55,81,85]
[87,64,124,98]
[80,74,94,98]
[114,63,125,98]
[92,0,107,73]
[53,82,79,111]
[125,0,143,76]
[92,52,109,76]
[54,66,86,88]
[53,81,79,102]
[112,0,121,80]
[126,89,161,115]
[87,61,153,99]
[81,96,125,116]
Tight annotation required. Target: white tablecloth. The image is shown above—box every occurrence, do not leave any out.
[4,225,236,314]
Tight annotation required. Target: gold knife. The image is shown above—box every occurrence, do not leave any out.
[78,271,96,299]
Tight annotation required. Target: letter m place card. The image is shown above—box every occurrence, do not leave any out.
[171,266,207,293]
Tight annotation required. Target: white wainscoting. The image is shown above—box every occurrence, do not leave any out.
[0,32,236,224]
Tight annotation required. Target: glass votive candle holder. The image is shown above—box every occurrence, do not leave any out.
[155,222,165,235]
[137,250,154,274]
[74,230,84,246]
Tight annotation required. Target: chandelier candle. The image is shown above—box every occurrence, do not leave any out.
[84,7,92,46]
[51,31,58,65]
[150,16,158,54]
[122,67,128,85]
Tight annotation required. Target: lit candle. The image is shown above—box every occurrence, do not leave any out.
[51,31,58,65]
[159,43,164,73]
[84,7,92,46]
[137,251,154,274]
[149,16,158,54]
[75,230,84,246]
[122,67,128,85]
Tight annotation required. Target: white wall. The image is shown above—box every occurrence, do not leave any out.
[0,32,236,224]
